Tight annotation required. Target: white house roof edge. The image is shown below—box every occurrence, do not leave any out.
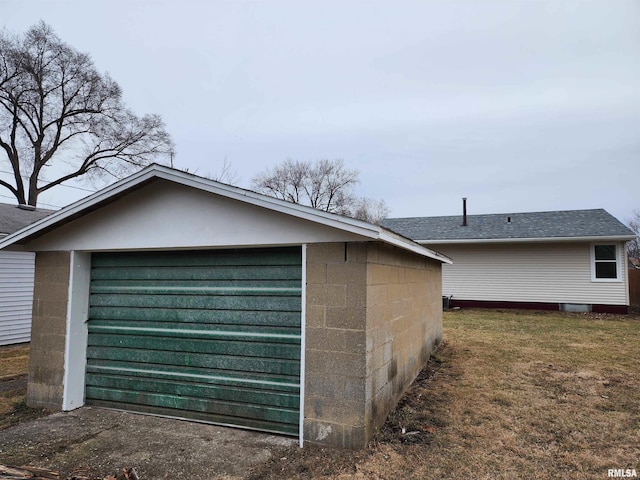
[416,235,637,245]
[0,165,448,262]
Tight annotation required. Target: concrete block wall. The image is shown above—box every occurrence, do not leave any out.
[365,243,443,431]
[27,251,70,410]
[304,242,368,448]
[304,242,442,449]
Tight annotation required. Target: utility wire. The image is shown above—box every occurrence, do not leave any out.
[0,169,97,193]
[0,192,63,209]
[0,169,93,209]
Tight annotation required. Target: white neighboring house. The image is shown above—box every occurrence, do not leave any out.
[0,202,54,345]
[383,208,637,313]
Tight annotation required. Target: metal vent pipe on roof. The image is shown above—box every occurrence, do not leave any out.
[462,197,467,226]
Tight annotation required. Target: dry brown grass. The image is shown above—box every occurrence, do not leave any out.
[0,344,29,419]
[0,344,46,428]
[249,309,640,479]
[0,344,29,381]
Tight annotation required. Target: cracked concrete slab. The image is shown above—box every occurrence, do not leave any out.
[0,407,295,479]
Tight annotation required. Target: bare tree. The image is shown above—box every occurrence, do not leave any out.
[0,22,173,206]
[252,158,389,224]
[351,197,390,224]
[627,209,640,261]
[211,157,240,185]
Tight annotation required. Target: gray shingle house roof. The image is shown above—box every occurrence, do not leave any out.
[0,202,55,236]
[382,209,636,243]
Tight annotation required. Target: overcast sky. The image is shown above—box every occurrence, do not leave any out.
[3,1,640,223]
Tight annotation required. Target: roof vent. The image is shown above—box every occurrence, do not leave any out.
[461,197,468,227]
[17,204,36,211]
[507,216,512,224]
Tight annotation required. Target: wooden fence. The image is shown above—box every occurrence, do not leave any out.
[630,269,640,307]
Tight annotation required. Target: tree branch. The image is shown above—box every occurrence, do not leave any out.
[2,22,172,206]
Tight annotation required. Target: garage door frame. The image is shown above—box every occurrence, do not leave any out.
[61,246,307,445]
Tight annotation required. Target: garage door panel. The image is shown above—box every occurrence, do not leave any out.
[87,345,300,376]
[87,333,301,359]
[86,375,299,409]
[85,388,299,424]
[86,400,299,435]
[88,319,300,337]
[86,247,302,435]
[91,249,302,268]
[91,279,302,290]
[88,307,302,330]
[91,265,302,283]
[86,362,300,389]
[88,322,302,343]
[89,292,301,311]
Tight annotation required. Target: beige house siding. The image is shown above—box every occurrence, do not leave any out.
[304,242,442,448]
[434,241,628,306]
[27,251,70,410]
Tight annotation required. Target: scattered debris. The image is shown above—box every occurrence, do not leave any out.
[0,466,139,480]
[0,464,58,479]
[66,467,91,480]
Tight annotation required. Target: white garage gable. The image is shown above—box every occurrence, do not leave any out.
[24,179,367,252]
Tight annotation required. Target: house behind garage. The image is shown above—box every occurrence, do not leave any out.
[383,207,636,313]
[0,202,54,345]
[0,165,450,449]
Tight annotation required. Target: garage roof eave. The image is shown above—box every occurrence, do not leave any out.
[378,230,452,264]
[0,164,450,263]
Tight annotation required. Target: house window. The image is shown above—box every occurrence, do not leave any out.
[591,243,620,281]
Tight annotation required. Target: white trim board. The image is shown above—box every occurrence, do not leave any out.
[62,251,91,411]
[299,244,307,448]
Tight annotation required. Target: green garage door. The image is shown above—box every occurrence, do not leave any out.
[85,247,302,435]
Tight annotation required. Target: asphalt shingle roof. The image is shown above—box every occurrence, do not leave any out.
[382,209,635,242]
[0,202,55,235]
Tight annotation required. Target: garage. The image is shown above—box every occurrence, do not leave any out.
[85,247,302,435]
[0,164,448,448]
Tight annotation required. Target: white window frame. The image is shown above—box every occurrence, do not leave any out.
[590,242,622,283]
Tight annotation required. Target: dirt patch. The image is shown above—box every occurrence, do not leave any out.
[0,408,295,479]
[373,353,452,446]
[1,344,291,479]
